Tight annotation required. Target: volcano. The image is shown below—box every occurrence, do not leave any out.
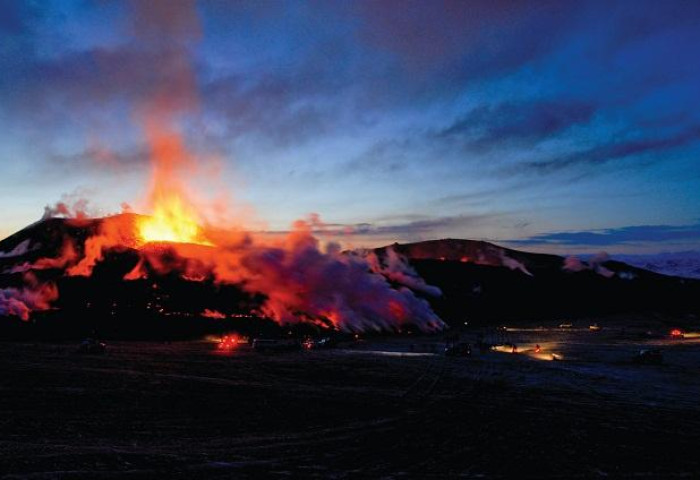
[1,216,698,339]
[0,213,446,338]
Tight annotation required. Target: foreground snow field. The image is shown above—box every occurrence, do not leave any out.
[2,319,700,478]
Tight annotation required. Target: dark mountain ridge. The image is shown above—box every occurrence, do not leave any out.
[1,218,698,339]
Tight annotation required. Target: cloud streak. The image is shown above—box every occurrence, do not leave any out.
[439,101,597,147]
[512,222,700,247]
[524,126,700,174]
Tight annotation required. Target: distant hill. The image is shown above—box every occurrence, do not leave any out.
[1,220,699,339]
[371,239,700,325]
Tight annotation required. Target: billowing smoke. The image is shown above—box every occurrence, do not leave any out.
[364,247,443,296]
[226,225,443,332]
[500,252,532,276]
[42,199,92,220]
[0,274,57,321]
[563,255,586,272]
[46,215,445,332]
[589,252,615,278]
[563,252,615,278]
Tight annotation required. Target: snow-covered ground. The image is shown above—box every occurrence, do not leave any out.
[615,251,700,279]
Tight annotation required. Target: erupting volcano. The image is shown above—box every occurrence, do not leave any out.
[0,1,446,336]
[0,176,446,335]
[0,109,446,334]
[0,116,446,334]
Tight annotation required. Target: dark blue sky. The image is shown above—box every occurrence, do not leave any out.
[1,0,700,253]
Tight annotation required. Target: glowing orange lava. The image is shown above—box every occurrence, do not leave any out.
[136,114,212,246]
[137,195,211,246]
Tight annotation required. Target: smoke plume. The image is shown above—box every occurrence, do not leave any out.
[0,274,57,321]
[563,252,615,278]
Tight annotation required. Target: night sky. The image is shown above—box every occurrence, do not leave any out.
[1,0,700,254]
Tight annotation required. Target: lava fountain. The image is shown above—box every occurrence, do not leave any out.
[136,122,212,247]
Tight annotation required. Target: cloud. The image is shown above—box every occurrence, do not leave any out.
[523,126,700,174]
[341,214,495,238]
[203,68,342,148]
[439,101,597,147]
[0,1,199,125]
[353,0,570,78]
[259,213,498,243]
[50,146,147,173]
[0,0,35,35]
[0,0,574,155]
[512,222,700,247]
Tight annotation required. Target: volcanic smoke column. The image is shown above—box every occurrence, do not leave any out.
[120,1,446,332]
[131,0,211,246]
